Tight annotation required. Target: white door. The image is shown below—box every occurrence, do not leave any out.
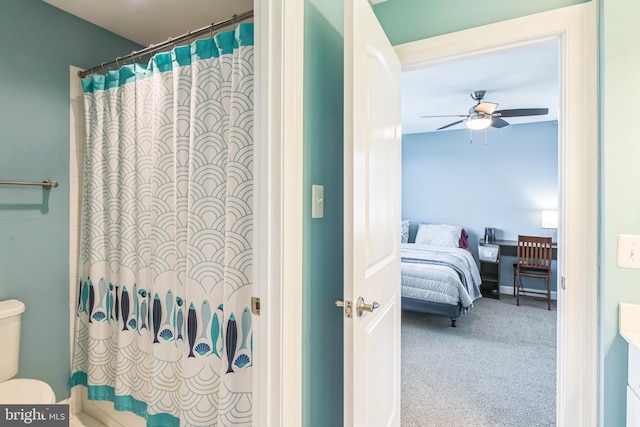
[342,0,402,425]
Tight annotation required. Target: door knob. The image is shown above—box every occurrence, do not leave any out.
[356,297,380,317]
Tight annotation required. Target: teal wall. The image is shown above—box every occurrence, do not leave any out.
[402,121,559,292]
[302,1,345,426]
[372,0,590,45]
[0,0,140,401]
[602,1,640,426]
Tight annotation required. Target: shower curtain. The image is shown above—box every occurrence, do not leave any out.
[71,23,254,427]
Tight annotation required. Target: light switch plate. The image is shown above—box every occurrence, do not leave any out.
[618,234,640,269]
[312,185,324,219]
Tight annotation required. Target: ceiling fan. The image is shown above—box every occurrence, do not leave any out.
[422,90,549,131]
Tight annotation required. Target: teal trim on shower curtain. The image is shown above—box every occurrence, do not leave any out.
[71,372,179,427]
[154,51,173,73]
[174,45,191,66]
[193,38,218,60]
[215,31,236,55]
[236,23,254,46]
[81,23,254,93]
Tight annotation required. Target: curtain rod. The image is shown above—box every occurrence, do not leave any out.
[0,180,58,189]
[78,10,253,78]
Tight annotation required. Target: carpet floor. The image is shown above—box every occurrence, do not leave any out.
[401,294,556,427]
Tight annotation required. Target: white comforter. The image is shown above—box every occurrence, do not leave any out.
[401,243,483,308]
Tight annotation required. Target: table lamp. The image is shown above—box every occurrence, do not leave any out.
[541,210,558,238]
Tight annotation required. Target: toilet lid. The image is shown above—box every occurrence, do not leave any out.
[0,379,56,404]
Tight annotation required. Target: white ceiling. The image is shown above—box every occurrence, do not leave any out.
[402,40,559,135]
[42,0,253,46]
[44,1,558,136]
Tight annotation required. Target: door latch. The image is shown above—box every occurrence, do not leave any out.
[251,296,261,315]
[335,299,353,318]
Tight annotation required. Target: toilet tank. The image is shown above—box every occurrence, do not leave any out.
[0,300,25,383]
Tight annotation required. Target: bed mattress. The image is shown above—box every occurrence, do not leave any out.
[401,243,482,309]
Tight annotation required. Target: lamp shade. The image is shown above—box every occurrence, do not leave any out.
[465,115,492,130]
[541,210,558,229]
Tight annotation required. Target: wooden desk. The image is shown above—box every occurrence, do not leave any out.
[489,239,558,260]
[478,239,557,299]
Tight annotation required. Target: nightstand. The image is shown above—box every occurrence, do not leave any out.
[478,244,501,299]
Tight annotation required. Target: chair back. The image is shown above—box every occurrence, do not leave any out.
[516,235,553,271]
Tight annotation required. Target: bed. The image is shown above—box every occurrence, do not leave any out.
[400,223,483,327]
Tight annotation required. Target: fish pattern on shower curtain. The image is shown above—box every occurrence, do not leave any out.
[71,24,254,427]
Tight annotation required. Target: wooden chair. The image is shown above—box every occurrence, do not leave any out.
[513,235,553,310]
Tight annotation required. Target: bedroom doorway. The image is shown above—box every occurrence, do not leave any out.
[265,2,596,425]
[398,39,560,424]
[393,4,597,426]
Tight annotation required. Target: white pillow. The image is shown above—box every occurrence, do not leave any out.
[414,223,462,247]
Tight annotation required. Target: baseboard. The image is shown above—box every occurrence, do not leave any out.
[499,285,557,301]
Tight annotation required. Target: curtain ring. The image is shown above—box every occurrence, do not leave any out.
[133,49,144,64]
[116,57,121,68]
[167,37,177,51]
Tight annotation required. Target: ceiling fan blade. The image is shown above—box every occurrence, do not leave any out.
[474,102,498,115]
[495,108,549,118]
[437,120,464,130]
[491,117,510,128]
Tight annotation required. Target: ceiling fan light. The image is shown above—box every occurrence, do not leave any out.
[465,115,492,130]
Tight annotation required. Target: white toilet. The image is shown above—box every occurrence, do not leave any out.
[0,299,56,404]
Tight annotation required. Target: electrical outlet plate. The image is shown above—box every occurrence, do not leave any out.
[312,184,324,219]
[618,234,640,269]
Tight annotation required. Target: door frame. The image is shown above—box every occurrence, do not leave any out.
[258,2,598,427]
[254,0,304,426]
[394,4,598,425]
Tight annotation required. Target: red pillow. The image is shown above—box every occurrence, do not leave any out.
[458,229,469,249]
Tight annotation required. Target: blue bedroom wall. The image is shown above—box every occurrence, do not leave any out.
[402,121,559,292]
[302,1,344,426]
[0,0,141,401]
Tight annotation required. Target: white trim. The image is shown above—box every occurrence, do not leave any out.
[255,0,304,426]
[395,4,598,426]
